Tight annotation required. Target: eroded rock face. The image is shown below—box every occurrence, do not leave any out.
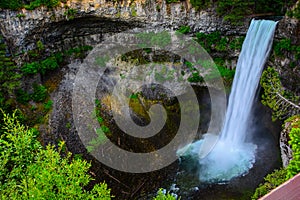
[280,121,293,168]
[272,17,300,96]
[280,116,300,168]
[0,2,299,197]
[0,0,251,54]
[1,1,299,95]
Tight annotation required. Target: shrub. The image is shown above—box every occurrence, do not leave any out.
[31,84,48,102]
[22,56,59,75]
[16,89,31,104]
[165,0,179,3]
[40,56,59,74]
[0,36,21,111]
[216,0,253,24]
[195,31,222,53]
[190,0,211,11]
[153,188,178,200]
[0,0,23,10]
[260,67,299,121]
[64,8,77,20]
[273,38,300,59]
[36,40,44,51]
[187,71,204,83]
[252,169,287,199]
[252,116,300,199]
[0,111,112,199]
[21,62,39,75]
[16,13,26,18]
[44,99,53,111]
[286,127,300,179]
[177,26,190,34]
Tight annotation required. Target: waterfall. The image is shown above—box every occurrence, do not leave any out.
[221,19,278,143]
[177,19,278,183]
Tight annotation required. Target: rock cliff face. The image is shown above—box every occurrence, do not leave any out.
[0,1,299,82]
[0,0,299,171]
[280,116,300,168]
[280,121,293,168]
[0,2,299,198]
[273,17,300,95]
[0,0,250,54]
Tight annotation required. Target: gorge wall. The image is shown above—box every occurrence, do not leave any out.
[0,0,299,184]
[0,0,299,85]
[0,0,249,53]
[0,1,299,198]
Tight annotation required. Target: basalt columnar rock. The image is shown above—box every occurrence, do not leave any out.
[0,0,250,54]
[0,0,299,174]
[0,1,299,84]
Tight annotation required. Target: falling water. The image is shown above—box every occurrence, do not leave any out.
[178,19,278,182]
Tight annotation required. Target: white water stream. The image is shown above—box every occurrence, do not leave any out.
[178,19,278,182]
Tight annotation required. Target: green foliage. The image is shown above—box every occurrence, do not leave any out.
[64,8,77,20]
[129,93,138,99]
[40,56,59,74]
[176,26,190,34]
[130,3,137,17]
[229,36,245,50]
[217,65,235,80]
[21,56,59,75]
[87,99,110,153]
[187,71,204,83]
[16,13,26,18]
[16,89,31,104]
[21,62,39,75]
[189,0,210,11]
[24,0,61,10]
[216,0,253,24]
[153,189,178,200]
[252,116,300,199]
[287,1,300,19]
[195,31,244,53]
[22,45,92,76]
[182,61,204,83]
[252,169,288,199]
[215,0,293,24]
[274,38,293,57]
[0,0,23,10]
[286,127,300,178]
[0,0,63,10]
[254,0,292,14]
[194,31,239,83]
[165,0,179,3]
[0,35,21,111]
[215,37,228,51]
[31,84,48,102]
[43,100,53,111]
[16,84,49,105]
[260,67,299,121]
[273,38,300,59]
[65,46,93,59]
[36,40,44,51]
[196,31,222,53]
[66,122,71,129]
[137,31,171,49]
[23,0,40,10]
[0,111,112,199]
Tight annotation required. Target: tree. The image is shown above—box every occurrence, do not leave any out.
[0,111,111,199]
[216,0,254,23]
[260,67,300,121]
